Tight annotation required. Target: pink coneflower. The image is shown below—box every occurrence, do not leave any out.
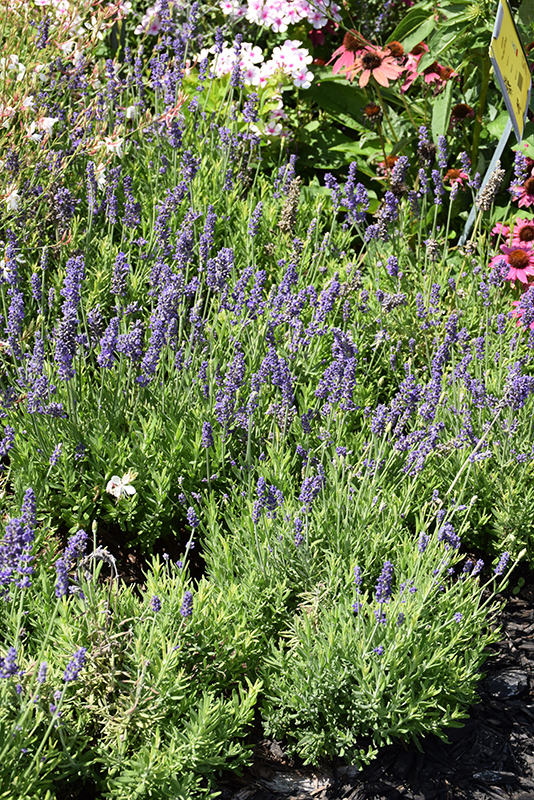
[423,62,457,90]
[489,243,534,286]
[349,45,405,88]
[443,168,468,186]
[491,222,510,238]
[328,30,370,76]
[510,218,534,245]
[385,41,405,59]
[449,103,475,128]
[513,175,534,208]
[400,42,428,92]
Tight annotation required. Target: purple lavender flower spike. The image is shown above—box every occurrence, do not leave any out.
[201,422,213,449]
[63,647,87,682]
[180,590,193,618]
[0,646,21,679]
[375,561,394,603]
[55,530,88,598]
[186,507,199,528]
[494,551,510,576]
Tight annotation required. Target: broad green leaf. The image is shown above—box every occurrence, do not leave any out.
[431,79,454,140]
[302,79,369,130]
[487,110,511,139]
[401,18,437,54]
[423,22,468,65]
[388,7,435,44]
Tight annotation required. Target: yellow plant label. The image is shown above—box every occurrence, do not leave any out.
[490,0,531,142]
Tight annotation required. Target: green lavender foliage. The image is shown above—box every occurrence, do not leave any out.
[0,0,532,793]
[0,554,260,798]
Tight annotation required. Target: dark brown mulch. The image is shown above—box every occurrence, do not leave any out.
[215,576,534,800]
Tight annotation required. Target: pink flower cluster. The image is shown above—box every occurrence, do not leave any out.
[219,0,341,31]
[199,39,314,90]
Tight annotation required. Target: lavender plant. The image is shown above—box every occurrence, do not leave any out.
[0,0,532,792]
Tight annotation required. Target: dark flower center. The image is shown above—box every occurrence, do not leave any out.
[363,102,382,118]
[446,169,461,180]
[525,177,534,195]
[424,61,440,75]
[509,249,530,269]
[343,31,365,53]
[362,52,383,70]
[386,41,404,57]
[411,43,426,55]
[518,224,534,242]
[439,66,454,80]
[451,103,473,120]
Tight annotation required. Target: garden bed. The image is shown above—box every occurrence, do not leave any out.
[3,0,534,796]
[218,579,534,800]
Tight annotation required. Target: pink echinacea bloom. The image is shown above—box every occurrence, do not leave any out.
[513,175,534,208]
[349,45,404,88]
[488,242,534,286]
[328,30,371,76]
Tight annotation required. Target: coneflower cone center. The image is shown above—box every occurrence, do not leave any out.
[452,103,472,119]
[386,41,404,57]
[509,249,531,269]
[519,225,534,242]
[362,52,383,70]
[525,177,534,195]
[364,102,381,117]
[343,32,363,53]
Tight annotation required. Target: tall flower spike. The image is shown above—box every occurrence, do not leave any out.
[476,161,506,211]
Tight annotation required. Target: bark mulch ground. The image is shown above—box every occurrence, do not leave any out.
[216,576,534,800]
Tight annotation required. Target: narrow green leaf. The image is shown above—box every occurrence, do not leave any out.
[431,79,454,140]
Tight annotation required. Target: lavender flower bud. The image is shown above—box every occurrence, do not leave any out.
[179,590,193,617]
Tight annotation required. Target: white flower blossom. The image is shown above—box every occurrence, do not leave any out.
[102,136,124,158]
[3,184,21,211]
[106,470,137,499]
[38,116,60,136]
